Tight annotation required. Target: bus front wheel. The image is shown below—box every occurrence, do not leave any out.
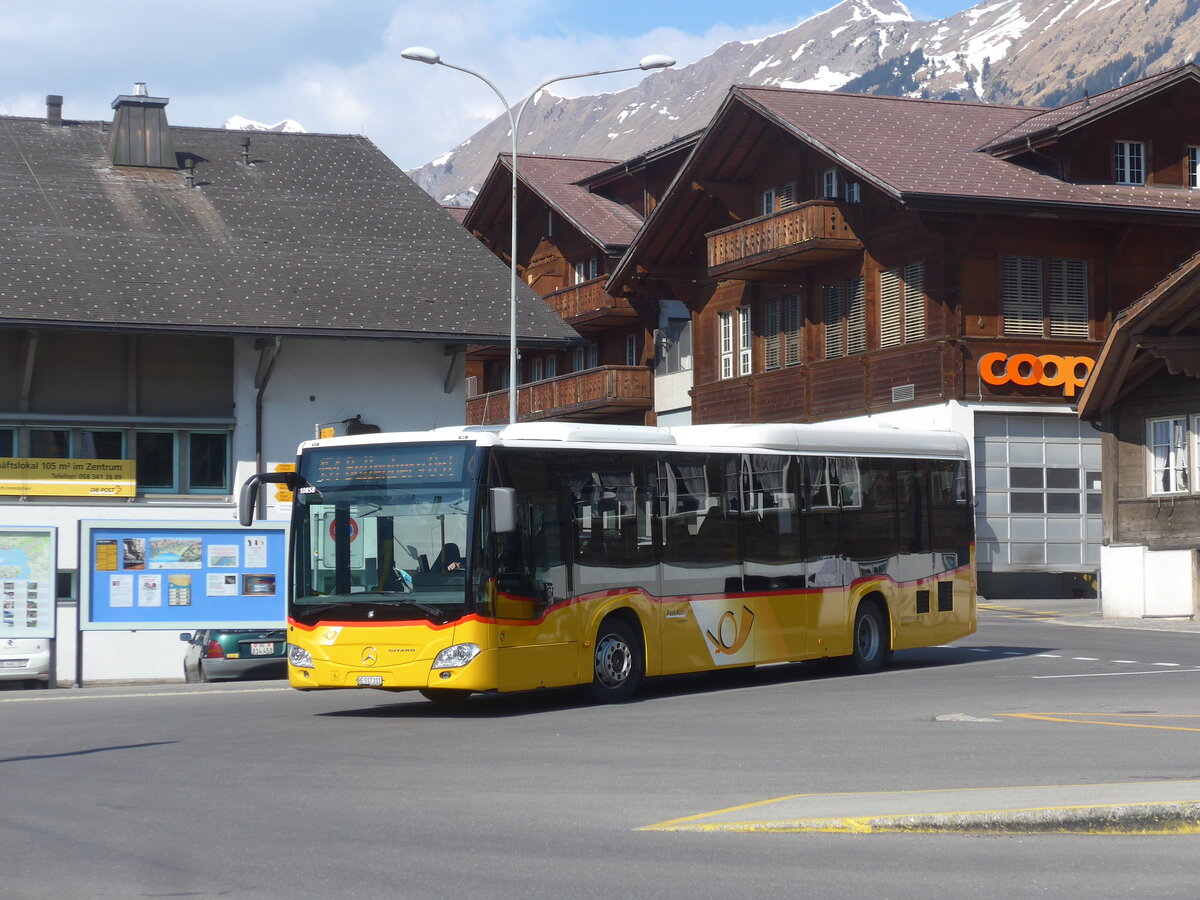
[587,617,643,703]
[850,601,890,675]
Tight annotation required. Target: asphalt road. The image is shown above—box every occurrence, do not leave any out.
[2,602,1198,899]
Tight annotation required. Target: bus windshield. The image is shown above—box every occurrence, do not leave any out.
[291,442,481,624]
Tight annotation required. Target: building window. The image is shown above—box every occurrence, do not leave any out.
[588,258,600,279]
[719,310,734,379]
[1002,256,1089,338]
[1190,147,1200,189]
[760,183,796,216]
[1148,417,1190,495]
[573,347,585,372]
[821,169,839,199]
[654,320,693,376]
[738,306,752,376]
[1,425,226,495]
[823,278,865,358]
[589,343,599,369]
[546,356,557,378]
[880,261,926,347]
[574,262,585,285]
[625,335,637,366]
[531,357,544,382]
[1115,140,1145,185]
[842,182,861,203]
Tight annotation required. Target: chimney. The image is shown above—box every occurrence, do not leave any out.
[107,82,176,168]
[46,95,63,127]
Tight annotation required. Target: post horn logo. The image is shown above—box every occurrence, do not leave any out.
[706,606,755,655]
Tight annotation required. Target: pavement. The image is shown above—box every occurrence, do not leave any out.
[642,595,1200,836]
[979,596,1200,633]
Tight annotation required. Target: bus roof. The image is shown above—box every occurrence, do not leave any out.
[302,421,969,459]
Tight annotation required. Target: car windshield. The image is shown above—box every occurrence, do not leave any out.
[291,442,479,623]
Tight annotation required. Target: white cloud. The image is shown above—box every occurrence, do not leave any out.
[0,0,793,170]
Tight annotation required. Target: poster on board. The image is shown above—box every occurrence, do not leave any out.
[0,526,57,639]
[79,520,286,630]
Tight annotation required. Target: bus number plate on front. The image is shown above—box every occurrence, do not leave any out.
[357,675,384,687]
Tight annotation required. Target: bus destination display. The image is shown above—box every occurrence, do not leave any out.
[307,444,467,488]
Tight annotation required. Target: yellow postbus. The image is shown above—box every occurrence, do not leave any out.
[240,422,975,703]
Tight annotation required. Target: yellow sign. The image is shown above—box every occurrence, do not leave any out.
[274,462,296,503]
[0,458,137,497]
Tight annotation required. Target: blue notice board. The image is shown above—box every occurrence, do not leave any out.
[80,520,287,630]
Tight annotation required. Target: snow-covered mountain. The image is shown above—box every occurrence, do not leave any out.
[225,115,307,133]
[409,0,1200,206]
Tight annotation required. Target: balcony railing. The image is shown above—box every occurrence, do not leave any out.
[540,277,637,325]
[706,200,862,277]
[465,365,652,425]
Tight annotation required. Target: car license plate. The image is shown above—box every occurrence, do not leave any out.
[0,659,25,668]
[357,675,384,687]
[249,642,276,656]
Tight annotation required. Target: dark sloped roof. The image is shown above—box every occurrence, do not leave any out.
[739,83,1200,213]
[467,153,644,250]
[980,66,1197,153]
[1077,248,1200,418]
[0,114,577,347]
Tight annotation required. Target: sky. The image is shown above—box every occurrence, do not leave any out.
[2,0,974,172]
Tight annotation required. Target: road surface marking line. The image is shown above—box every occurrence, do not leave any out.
[1037,654,1062,658]
[1031,668,1200,680]
[1000,713,1200,732]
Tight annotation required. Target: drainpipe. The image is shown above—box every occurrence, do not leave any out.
[253,337,283,521]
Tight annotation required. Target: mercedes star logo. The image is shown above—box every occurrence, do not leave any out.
[361,647,378,667]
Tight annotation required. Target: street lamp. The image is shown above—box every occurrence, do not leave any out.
[401,47,675,424]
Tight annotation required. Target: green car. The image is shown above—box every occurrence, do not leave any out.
[179,628,287,683]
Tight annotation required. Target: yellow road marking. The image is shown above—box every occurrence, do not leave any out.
[1000,712,1200,732]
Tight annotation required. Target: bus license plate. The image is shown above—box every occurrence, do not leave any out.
[250,643,276,656]
[357,675,384,687]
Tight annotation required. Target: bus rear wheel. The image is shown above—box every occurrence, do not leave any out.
[850,601,889,675]
[586,617,643,703]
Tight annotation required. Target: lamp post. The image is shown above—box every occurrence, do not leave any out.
[401,47,675,424]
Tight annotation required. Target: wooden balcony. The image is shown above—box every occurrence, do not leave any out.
[706,200,863,281]
[465,366,652,425]
[540,277,639,327]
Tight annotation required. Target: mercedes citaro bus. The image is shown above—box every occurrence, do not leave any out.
[240,422,975,703]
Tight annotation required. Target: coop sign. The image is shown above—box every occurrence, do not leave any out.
[977,352,1096,398]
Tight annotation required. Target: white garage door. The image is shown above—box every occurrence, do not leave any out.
[974,414,1102,573]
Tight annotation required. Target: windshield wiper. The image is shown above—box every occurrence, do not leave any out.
[351,593,449,622]
[293,595,450,623]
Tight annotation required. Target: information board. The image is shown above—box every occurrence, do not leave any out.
[80,520,287,630]
[0,526,57,639]
[0,458,136,497]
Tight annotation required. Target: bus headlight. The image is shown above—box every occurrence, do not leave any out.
[432,643,480,669]
[288,644,314,669]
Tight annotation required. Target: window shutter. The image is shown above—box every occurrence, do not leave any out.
[880,268,901,348]
[1047,259,1089,338]
[846,277,866,355]
[764,298,781,370]
[824,284,844,359]
[903,261,926,342]
[784,293,803,366]
[1002,256,1044,336]
[777,182,797,209]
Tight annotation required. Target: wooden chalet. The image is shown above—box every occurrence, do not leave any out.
[1078,250,1200,618]
[461,138,697,425]
[606,64,1200,598]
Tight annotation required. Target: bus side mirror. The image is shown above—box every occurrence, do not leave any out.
[238,472,298,526]
[490,487,516,534]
